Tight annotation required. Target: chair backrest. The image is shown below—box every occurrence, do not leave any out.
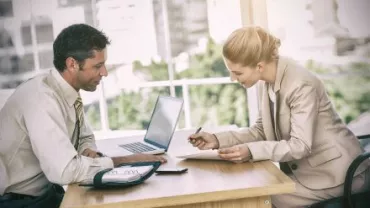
[348,113,370,152]
[348,112,370,136]
[0,156,8,195]
[358,134,370,152]
[309,132,370,208]
[343,151,370,208]
[0,89,14,110]
[0,89,13,194]
[309,150,370,208]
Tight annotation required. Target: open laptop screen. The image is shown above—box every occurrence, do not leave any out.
[144,96,184,150]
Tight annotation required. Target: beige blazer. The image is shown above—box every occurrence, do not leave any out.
[215,57,369,190]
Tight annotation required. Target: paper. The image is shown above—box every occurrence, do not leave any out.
[80,165,153,185]
[176,149,223,160]
[102,166,153,182]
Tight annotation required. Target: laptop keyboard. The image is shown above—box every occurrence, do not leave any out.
[119,142,156,153]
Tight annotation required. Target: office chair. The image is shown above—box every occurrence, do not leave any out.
[309,134,370,208]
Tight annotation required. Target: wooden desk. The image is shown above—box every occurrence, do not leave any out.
[61,128,295,208]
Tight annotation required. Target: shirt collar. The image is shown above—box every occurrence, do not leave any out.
[50,69,79,107]
[272,56,288,93]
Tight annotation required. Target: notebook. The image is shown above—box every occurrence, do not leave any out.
[80,165,153,184]
[79,161,161,188]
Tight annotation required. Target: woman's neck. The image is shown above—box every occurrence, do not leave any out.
[262,59,278,84]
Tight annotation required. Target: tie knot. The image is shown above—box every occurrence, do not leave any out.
[74,96,83,107]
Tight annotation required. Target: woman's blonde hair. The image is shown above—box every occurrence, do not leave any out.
[223,26,281,67]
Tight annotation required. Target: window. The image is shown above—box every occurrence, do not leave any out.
[38,50,53,69]
[266,0,370,124]
[0,29,13,48]
[0,55,12,74]
[1,0,252,133]
[21,25,32,46]
[36,23,54,44]
[0,1,13,17]
[2,80,22,89]
[17,53,35,73]
[21,20,54,46]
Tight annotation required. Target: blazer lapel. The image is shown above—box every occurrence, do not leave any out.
[274,93,282,140]
[261,82,276,141]
[272,57,289,141]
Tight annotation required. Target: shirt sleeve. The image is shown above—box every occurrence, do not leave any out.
[23,93,113,184]
[247,83,318,162]
[77,118,98,155]
[62,155,113,184]
[215,116,265,148]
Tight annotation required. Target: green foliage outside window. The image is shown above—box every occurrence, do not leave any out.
[85,38,370,131]
[86,38,248,130]
[306,60,370,124]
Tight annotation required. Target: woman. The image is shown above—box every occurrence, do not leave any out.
[189,26,369,208]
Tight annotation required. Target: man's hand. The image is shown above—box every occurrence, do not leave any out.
[218,144,252,163]
[112,154,167,167]
[82,148,100,158]
[188,131,219,150]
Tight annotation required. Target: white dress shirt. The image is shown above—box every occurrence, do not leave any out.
[0,69,113,196]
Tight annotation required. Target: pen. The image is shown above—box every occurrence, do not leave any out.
[189,127,202,144]
[195,127,202,134]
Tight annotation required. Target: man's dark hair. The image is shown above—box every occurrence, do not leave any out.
[53,24,110,72]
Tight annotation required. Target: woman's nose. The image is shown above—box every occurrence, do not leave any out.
[230,74,236,81]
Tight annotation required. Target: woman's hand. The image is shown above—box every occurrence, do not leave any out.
[218,144,252,163]
[188,131,220,150]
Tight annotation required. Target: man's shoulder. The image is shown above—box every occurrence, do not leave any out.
[11,73,59,106]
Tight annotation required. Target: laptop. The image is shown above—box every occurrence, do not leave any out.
[98,96,184,156]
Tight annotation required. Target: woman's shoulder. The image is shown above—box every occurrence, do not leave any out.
[278,57,327,97]
[282,57,322,85]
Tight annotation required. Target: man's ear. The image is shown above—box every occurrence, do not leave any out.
[65,57,78,72]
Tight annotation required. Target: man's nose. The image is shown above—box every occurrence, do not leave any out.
[100,66,108,77]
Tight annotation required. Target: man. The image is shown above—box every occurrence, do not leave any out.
[0,24,166,208]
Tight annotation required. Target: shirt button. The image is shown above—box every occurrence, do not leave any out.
[291,164,298,170]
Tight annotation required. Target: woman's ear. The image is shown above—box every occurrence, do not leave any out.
[256,62,264,73]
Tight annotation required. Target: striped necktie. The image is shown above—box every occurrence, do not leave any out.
[74,96,84,150]
[74,96,84,127]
